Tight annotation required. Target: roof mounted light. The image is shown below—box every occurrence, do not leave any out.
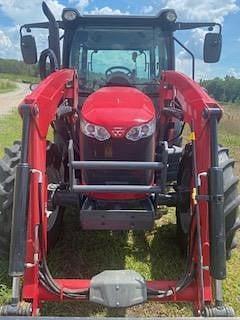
[62,8,80,21]
[165,11,177,22]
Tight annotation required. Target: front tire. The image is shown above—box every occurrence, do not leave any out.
[0,142,64,257]
[176,145,240,258]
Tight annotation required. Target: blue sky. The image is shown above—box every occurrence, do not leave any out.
[0,0,240,79]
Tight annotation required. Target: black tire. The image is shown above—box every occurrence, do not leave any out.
[176,144,192,254]
[0,141,21,257]
[218,147,240,259]
[176,145,240,259]
[0,142,64,257]
[170,120,183,147]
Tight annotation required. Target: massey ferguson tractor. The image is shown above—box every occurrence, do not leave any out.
[0,1,239,318]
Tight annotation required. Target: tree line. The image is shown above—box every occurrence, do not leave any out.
[200,76,240,103]
[0,59,239,103]
[0,59,38,77]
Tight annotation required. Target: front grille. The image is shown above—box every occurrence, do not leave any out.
[80,134,155,185]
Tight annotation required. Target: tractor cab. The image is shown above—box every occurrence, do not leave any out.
[69,26,167,99]
[58,11,177,119]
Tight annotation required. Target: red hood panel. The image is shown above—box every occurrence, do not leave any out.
[81,87,155,130]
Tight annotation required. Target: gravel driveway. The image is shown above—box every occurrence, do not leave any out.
[0,83,30,116]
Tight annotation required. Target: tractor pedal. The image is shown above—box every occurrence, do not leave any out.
[0,301,32,316]
[202,305,235,317]
[90,270,147,308]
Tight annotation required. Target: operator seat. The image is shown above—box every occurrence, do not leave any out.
[105,72,133,87]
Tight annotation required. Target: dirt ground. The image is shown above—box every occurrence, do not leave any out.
[0,83,29,115]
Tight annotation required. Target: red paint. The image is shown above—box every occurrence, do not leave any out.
[81,87,155,134]
[19,69,222,315]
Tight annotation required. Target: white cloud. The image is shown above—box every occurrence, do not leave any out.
[0,27,21,59]
[162,0,239,79]
[0,0,64,59]
[89,7,129,15]
[69,0,90,12]
[0,0,128,59]
[176,56,213,80]
[162,0,239,23]
[0,0,64,25]
[227,67,240,78]
[0,30,12,49]
[142,5,154,14]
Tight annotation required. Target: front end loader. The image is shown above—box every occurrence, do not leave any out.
[0,2,239,318]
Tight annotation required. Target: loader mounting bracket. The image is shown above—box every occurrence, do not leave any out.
[0,302,32,317]
[202,305,235,317]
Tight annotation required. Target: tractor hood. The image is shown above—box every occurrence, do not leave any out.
[81,87,155,135]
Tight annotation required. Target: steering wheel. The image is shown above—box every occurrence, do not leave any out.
[105,66,132,77]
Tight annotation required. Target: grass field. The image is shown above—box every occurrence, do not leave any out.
[0,105,239,317]
[0,80,17,93]
[0,73,39,84]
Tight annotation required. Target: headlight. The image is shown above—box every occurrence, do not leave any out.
[126,118,156,141]
[80,119,110,141]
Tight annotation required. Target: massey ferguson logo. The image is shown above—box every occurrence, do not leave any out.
[111,127,125,138]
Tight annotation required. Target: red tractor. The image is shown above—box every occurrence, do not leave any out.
[0,2,239,317]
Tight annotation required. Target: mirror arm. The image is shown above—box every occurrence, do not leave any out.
[20,21,64,33]
[143,51,147,72]
[90,51,94,72]
[139,50,147,72]
[173,37,195,80]
[174,22,222,34]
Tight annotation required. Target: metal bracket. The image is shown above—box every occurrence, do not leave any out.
[31,169,43,183]
[197,171,207,187]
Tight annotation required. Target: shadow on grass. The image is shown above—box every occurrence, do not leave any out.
[42,209,185,316]
[0,259,11,305]
[44,209,129,316]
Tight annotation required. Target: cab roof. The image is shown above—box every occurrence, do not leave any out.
[61,8,177,30]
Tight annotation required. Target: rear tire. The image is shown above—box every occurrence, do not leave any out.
[176,145,240,258]
[0,142,64,257]
[218,147,240,259]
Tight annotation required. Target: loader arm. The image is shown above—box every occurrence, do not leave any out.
[159,71,226,310]
[8,69,79,315]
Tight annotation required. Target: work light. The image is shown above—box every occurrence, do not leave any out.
[165,11,177,22]
[62,9,79,21]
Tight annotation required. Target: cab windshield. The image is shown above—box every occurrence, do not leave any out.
[70,26,169,91]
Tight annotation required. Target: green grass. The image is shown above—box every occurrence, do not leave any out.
[0,80,17,93]
[0,111,22,158]
[0,104,239,316]
[0,73,39,84]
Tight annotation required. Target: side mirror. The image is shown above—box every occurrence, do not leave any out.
[204,33,222,63]
[21,35,37,64]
